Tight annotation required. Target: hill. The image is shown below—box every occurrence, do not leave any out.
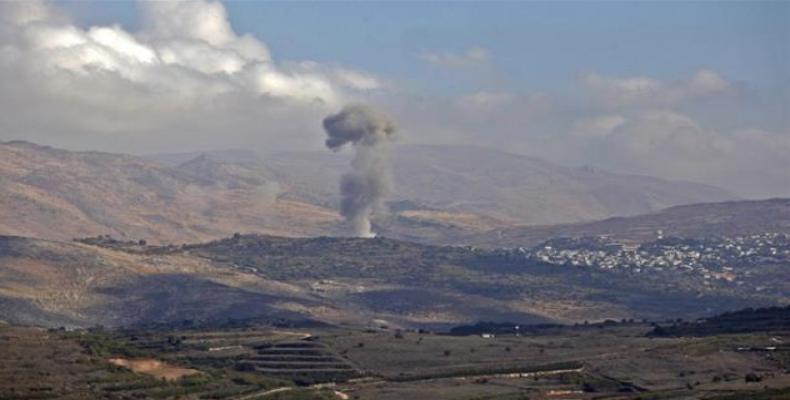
[649,305,790,337]
[0,233,784,329]
[263,144,737,227]
[0,141,736,244]
[0,141,339,243]
[462,198,790,248]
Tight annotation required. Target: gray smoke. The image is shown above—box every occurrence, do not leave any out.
[323,104,396,238]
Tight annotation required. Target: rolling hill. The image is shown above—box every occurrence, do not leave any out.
[0,233,784,329]
[0,141,340,243]
[461,198,790,248]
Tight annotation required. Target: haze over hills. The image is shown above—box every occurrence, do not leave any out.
[0,140,737,244]
[462,198,790,248]
[261,144,738,226]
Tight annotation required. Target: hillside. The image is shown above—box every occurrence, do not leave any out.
[0,234,324,328]
[0,141,339,243]
[0,233,784,329]
[4,319,789,400]
[0,141,736,244]
[462,198,790,248]
[649,305,790,337]
[263,144,737,227]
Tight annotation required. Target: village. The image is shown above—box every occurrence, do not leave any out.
[496,233,790,286]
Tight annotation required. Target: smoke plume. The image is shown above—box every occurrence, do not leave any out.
[323,104,396,238]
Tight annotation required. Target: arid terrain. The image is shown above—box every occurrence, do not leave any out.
[1,229,786,330]
[1,0,786,397]
[0,142,787,400]
[0,141,736,245]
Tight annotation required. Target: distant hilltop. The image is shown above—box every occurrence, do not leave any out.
[460,198,790,248]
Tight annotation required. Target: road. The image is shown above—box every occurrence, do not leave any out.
[233,386,292,399]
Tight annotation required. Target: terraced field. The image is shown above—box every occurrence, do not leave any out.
[238,341,362,384]
[0,325,330,400]
[2,319,789,399]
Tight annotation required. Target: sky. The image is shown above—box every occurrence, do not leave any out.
[0,0,788,198]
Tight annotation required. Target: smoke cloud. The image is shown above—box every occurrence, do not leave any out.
[323,105,396,238]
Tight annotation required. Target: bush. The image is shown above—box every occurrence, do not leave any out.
[178,373,211,387]
[745,373,762,383]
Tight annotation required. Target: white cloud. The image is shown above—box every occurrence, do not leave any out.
[580,69,731,109]
[690,69,729,93]
[420,46,490,68]
[332,68,384,91]
[421,70,788,198]
[139,0,240,47]
[530,69,790,197]
[577,110,790,197]
[0,0,384,151]
[0,0,67,29]
[0,2,785,199]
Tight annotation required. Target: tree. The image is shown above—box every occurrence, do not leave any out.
[745,373,762,383]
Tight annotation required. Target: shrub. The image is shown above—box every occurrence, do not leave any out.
[745,373,762,383]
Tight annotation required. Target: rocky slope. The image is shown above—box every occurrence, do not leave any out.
[0,141,339,244]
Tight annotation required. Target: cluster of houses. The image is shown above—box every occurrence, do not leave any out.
[498,233,789,286]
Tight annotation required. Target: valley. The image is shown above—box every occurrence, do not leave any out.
[1,231,786,330]
[0,141,787,399]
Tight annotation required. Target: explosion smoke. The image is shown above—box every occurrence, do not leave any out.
[323,104,396,238]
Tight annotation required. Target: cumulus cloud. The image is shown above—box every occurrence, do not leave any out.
[506,70,787,198]
[588,110,790,197]
[0,2,785,199]
[0,0,383,152]
[420,46,490,68]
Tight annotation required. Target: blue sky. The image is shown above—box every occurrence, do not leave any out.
[59,1,788,95]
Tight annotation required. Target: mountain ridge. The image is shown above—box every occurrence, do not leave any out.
[1,140,737,244]
[262,144,738,226]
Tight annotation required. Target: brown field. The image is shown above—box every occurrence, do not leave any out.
[108,357,200,381]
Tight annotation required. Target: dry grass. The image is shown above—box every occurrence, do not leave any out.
[108,358,200,381]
